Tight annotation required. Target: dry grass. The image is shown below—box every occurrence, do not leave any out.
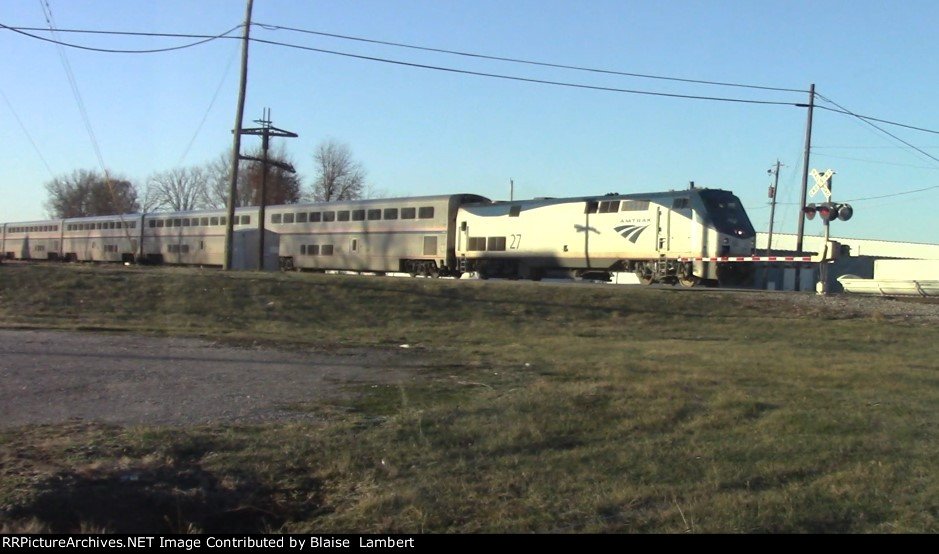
[0,263,937,532]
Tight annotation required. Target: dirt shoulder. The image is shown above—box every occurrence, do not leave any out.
[0,330,423,428]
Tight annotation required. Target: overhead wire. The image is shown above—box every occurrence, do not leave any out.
[0,22,244,53]
[252,22,808,94]
[814,93,939,202]
[0,84,57,178]
[8,21,939,137]
[246,35,802,107]
[6,18,939,206]
[176,41,240,166]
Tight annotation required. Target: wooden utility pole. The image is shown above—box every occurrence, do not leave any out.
[762,160,782,290]
[793,83,815,291]
[796,83,815,257]
[766,160,782,258]
[223,0,254,270]
[238,109,298,270]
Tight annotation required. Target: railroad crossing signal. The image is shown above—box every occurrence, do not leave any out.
[803,202,853,222]
[809,169,834,200]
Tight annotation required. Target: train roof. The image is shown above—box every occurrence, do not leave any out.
[485,188,738,205]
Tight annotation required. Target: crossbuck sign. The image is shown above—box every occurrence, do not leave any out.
[809,169,834,200]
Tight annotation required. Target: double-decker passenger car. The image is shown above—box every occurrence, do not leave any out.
[271,194,490,276]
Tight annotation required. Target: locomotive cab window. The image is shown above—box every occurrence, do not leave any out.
[599,200,620,213]
[584,201,598,214]
[509,206,521,217]
[621,200,650,212]
[672,198,690,210]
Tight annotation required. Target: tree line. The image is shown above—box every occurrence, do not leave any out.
[44,139,368,218]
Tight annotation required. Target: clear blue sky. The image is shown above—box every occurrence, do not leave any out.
[2,0,937,243]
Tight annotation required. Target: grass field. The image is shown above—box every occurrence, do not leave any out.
[1,263,937,533]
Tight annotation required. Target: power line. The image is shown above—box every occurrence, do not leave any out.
[0,84,56,178]
[816,93,939,164]
[6,20,939,138]
[247,36,802,107]
[252,22,808,94]
[815,96,939,202]
[812,152,939,170]
[814,104,939,135]
[176,41,240,166]
[6,18,939,205]
[2,22,799,106]
[0,22,243,53]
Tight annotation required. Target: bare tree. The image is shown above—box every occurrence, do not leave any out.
[45,169,140,217]
[242,145,302,205]
[311,139,366,202]
[201,152,253,209]
[145,166,207,212]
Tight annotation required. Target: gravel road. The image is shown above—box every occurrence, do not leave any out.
[0,330,423,428]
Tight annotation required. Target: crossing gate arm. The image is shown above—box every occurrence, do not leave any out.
[678,256,818,263]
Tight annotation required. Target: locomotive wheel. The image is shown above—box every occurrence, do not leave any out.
[637,270,655,285]
[679,275,700,288]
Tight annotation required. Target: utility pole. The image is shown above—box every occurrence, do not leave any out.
[796,83,815,257]
[763,160,782,290]
[794,83,815,291]
[766,160,782,257]
[223,0,254,271]
[239,109,298,270]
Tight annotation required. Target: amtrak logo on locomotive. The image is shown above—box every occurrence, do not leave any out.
[614,222,651,243]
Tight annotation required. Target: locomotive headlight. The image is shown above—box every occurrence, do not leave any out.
[722,238,730,245]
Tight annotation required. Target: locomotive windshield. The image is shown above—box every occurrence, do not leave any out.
[699,190,755,239]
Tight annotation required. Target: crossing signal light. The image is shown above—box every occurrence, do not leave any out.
[804,202,853,222]
[835,203,853,221]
